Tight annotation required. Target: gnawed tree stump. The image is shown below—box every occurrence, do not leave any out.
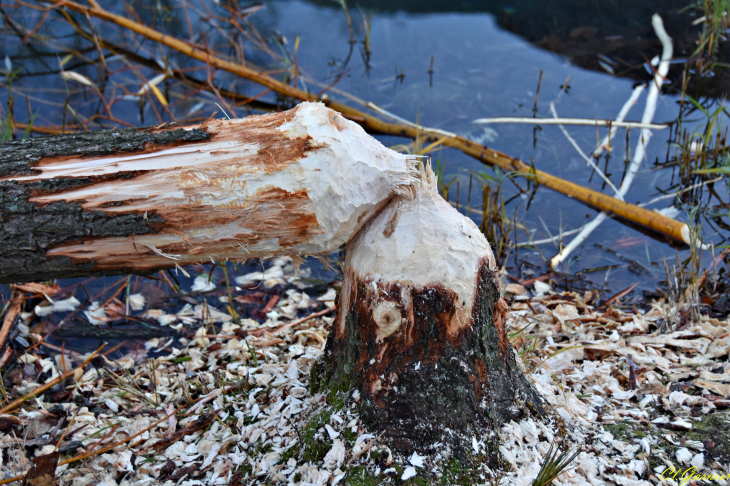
[3,99,545,463]
[314,167,544,462]
[0,103,419,284]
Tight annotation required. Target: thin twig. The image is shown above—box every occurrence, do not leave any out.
[549,102,622,197]
[273,306,337,335]
[639,176,723,207]
[80,423,119,455]
[473,116,665,130]
[0,347,13,369]
[515,226,584,247]
[365,101,458,139]
[346,431,385,465]
[592,84,647,157]
[53,409,80,452]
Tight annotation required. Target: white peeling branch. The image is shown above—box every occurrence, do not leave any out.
[549,14,676,269]
[472,115,665,130]
[592,83,647,157]
[515,225,584,248]
[620,14,674,198]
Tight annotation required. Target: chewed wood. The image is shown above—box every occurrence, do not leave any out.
[316,171,544,459]
[0,103,419,283]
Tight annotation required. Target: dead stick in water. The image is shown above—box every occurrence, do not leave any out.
[47,0,690,245]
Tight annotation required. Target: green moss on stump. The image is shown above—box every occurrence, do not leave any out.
[338,456,481,485]
[301,408,339,464]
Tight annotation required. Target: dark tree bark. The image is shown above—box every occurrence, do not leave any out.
[0,103,419,284]
[1,125,208,283]
[312,170,544,463]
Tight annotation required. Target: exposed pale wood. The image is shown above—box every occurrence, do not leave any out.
[0,103,420,284]
[315,167,544,460]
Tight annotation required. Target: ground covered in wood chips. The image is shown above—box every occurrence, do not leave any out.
[1,258,729,486]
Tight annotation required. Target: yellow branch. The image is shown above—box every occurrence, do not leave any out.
[50,0,690,244]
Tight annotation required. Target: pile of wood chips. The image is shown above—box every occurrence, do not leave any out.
[0,259,728,485]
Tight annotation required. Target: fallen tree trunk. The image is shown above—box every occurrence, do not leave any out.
[313,166,544,461]
[0,103,420,284]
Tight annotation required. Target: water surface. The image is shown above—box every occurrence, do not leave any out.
[0,0,725,313]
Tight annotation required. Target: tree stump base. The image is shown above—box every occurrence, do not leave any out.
[312,167,545,463]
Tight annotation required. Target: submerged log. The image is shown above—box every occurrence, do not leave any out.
[0,103,420,284]
[314,166,544,461]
